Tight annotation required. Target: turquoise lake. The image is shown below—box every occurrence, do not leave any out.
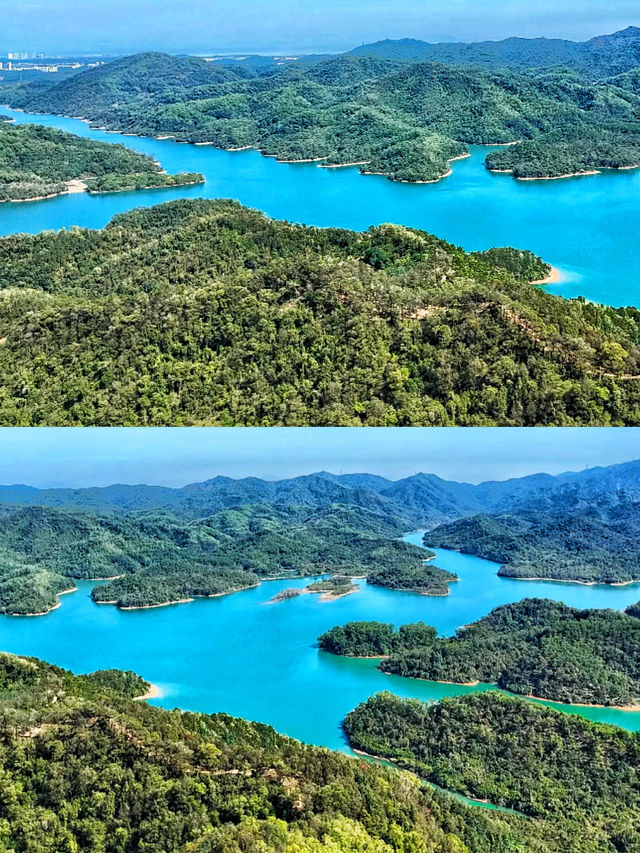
[0,107,638,307]
[2,535,638,754]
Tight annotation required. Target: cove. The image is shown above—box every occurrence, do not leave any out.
[1,539,637,756]
[0,107,638,308]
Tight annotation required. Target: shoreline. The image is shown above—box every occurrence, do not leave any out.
[530,265,561,285]
[133,682,162,701]
[524,692,640,713]
[498,573,638,587]
[10,586,78,617]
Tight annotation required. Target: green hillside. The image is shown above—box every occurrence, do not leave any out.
[0,501,446,613]
[2,41,638,181]
[0,121,203,201]
[376,599,640,706]
[423,501,639,583]
[0,199,638,426]
[1,651,624,852]
[344,691,639,850]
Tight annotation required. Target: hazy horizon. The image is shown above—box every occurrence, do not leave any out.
[0,0,636,56]
[0,428,636,489]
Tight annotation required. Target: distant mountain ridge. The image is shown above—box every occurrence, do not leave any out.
[348,26,640,78]
[0,460,636,524]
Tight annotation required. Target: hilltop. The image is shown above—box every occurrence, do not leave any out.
[0,199,638,426]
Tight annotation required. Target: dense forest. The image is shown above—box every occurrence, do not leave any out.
[343,691,639,851]
[0,122,203,200]
[0,500,446,613]
[424,500,639,584]
[318,620,437,656]
[1,652,625,853]
[376,599,640,706]
[1,31,637,181]
[0,199,638,426]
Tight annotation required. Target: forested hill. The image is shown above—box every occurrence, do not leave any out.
[424,500,639,584]
[0,499,457,614]
[376,599,640,706]
[343,691,639,851]
[0,653,622,853]
[0,199,639,426]
[321,599,640,706]
[0,121,203,201]
[2,32,638,181]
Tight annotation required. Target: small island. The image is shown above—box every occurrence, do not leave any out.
[0,122,204,202]
[320,599,640,707]
[306,575,359,601]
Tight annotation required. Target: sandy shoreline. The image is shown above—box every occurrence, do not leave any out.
[530,265,561,285]
[133,683,162,701]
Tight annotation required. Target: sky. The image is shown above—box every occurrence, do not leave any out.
[0,428,636,489]
[0,0,636,55]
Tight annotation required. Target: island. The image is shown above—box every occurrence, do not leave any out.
[0,499,437,613]
[2,650,636,853]
[0,121,203,202]
[343,691,639,847]
[423,503,639,584]
[1,29,637,182]
[319,620,437,656]
[320,599,640,707]
[306,576,359,600]
[0,198,638,427]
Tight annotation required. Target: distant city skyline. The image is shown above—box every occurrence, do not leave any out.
[0,0,636,56]
[0,428,636,488]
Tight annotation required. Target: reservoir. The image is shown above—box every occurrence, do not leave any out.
[2,538,637,751]
[0,107,638,308]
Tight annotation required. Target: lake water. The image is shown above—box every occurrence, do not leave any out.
[2,536,637,752]
[1,107,638,308]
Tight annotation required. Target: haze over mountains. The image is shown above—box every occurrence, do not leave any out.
[347,26,639,79]
[0,459,636,525]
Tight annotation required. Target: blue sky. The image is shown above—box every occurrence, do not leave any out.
[0,0,636,55]
[0,428,636,488]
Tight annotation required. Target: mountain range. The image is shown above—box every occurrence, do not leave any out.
[1,459,636,525]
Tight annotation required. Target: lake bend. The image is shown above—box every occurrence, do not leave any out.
[2,536,638,756]
[1,107,638,308]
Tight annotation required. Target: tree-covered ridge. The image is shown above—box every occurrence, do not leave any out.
[2,42,638,181]
[0,652,617,853]
[367,560,457,595]
[0,500,441,612]
[378,599,640,706]
[343,691,639,851]
[318,621,437,657]
[348,27,640,80]
[423,500,639,584]
[0,199,638,426]
[0,121,203,201]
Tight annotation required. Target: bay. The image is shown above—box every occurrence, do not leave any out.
[0,107,638,307]
[1,537,637,755]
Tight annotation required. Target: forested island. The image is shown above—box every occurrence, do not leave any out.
[343,691,639,851]
[320,599,640,707]
[2,651,629,853]
[0,122,203,201]
[424,501,639,584]
[1,28,637,182]
[0,499,447,613]
[319,620,437,656]
[0,198,638,426]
